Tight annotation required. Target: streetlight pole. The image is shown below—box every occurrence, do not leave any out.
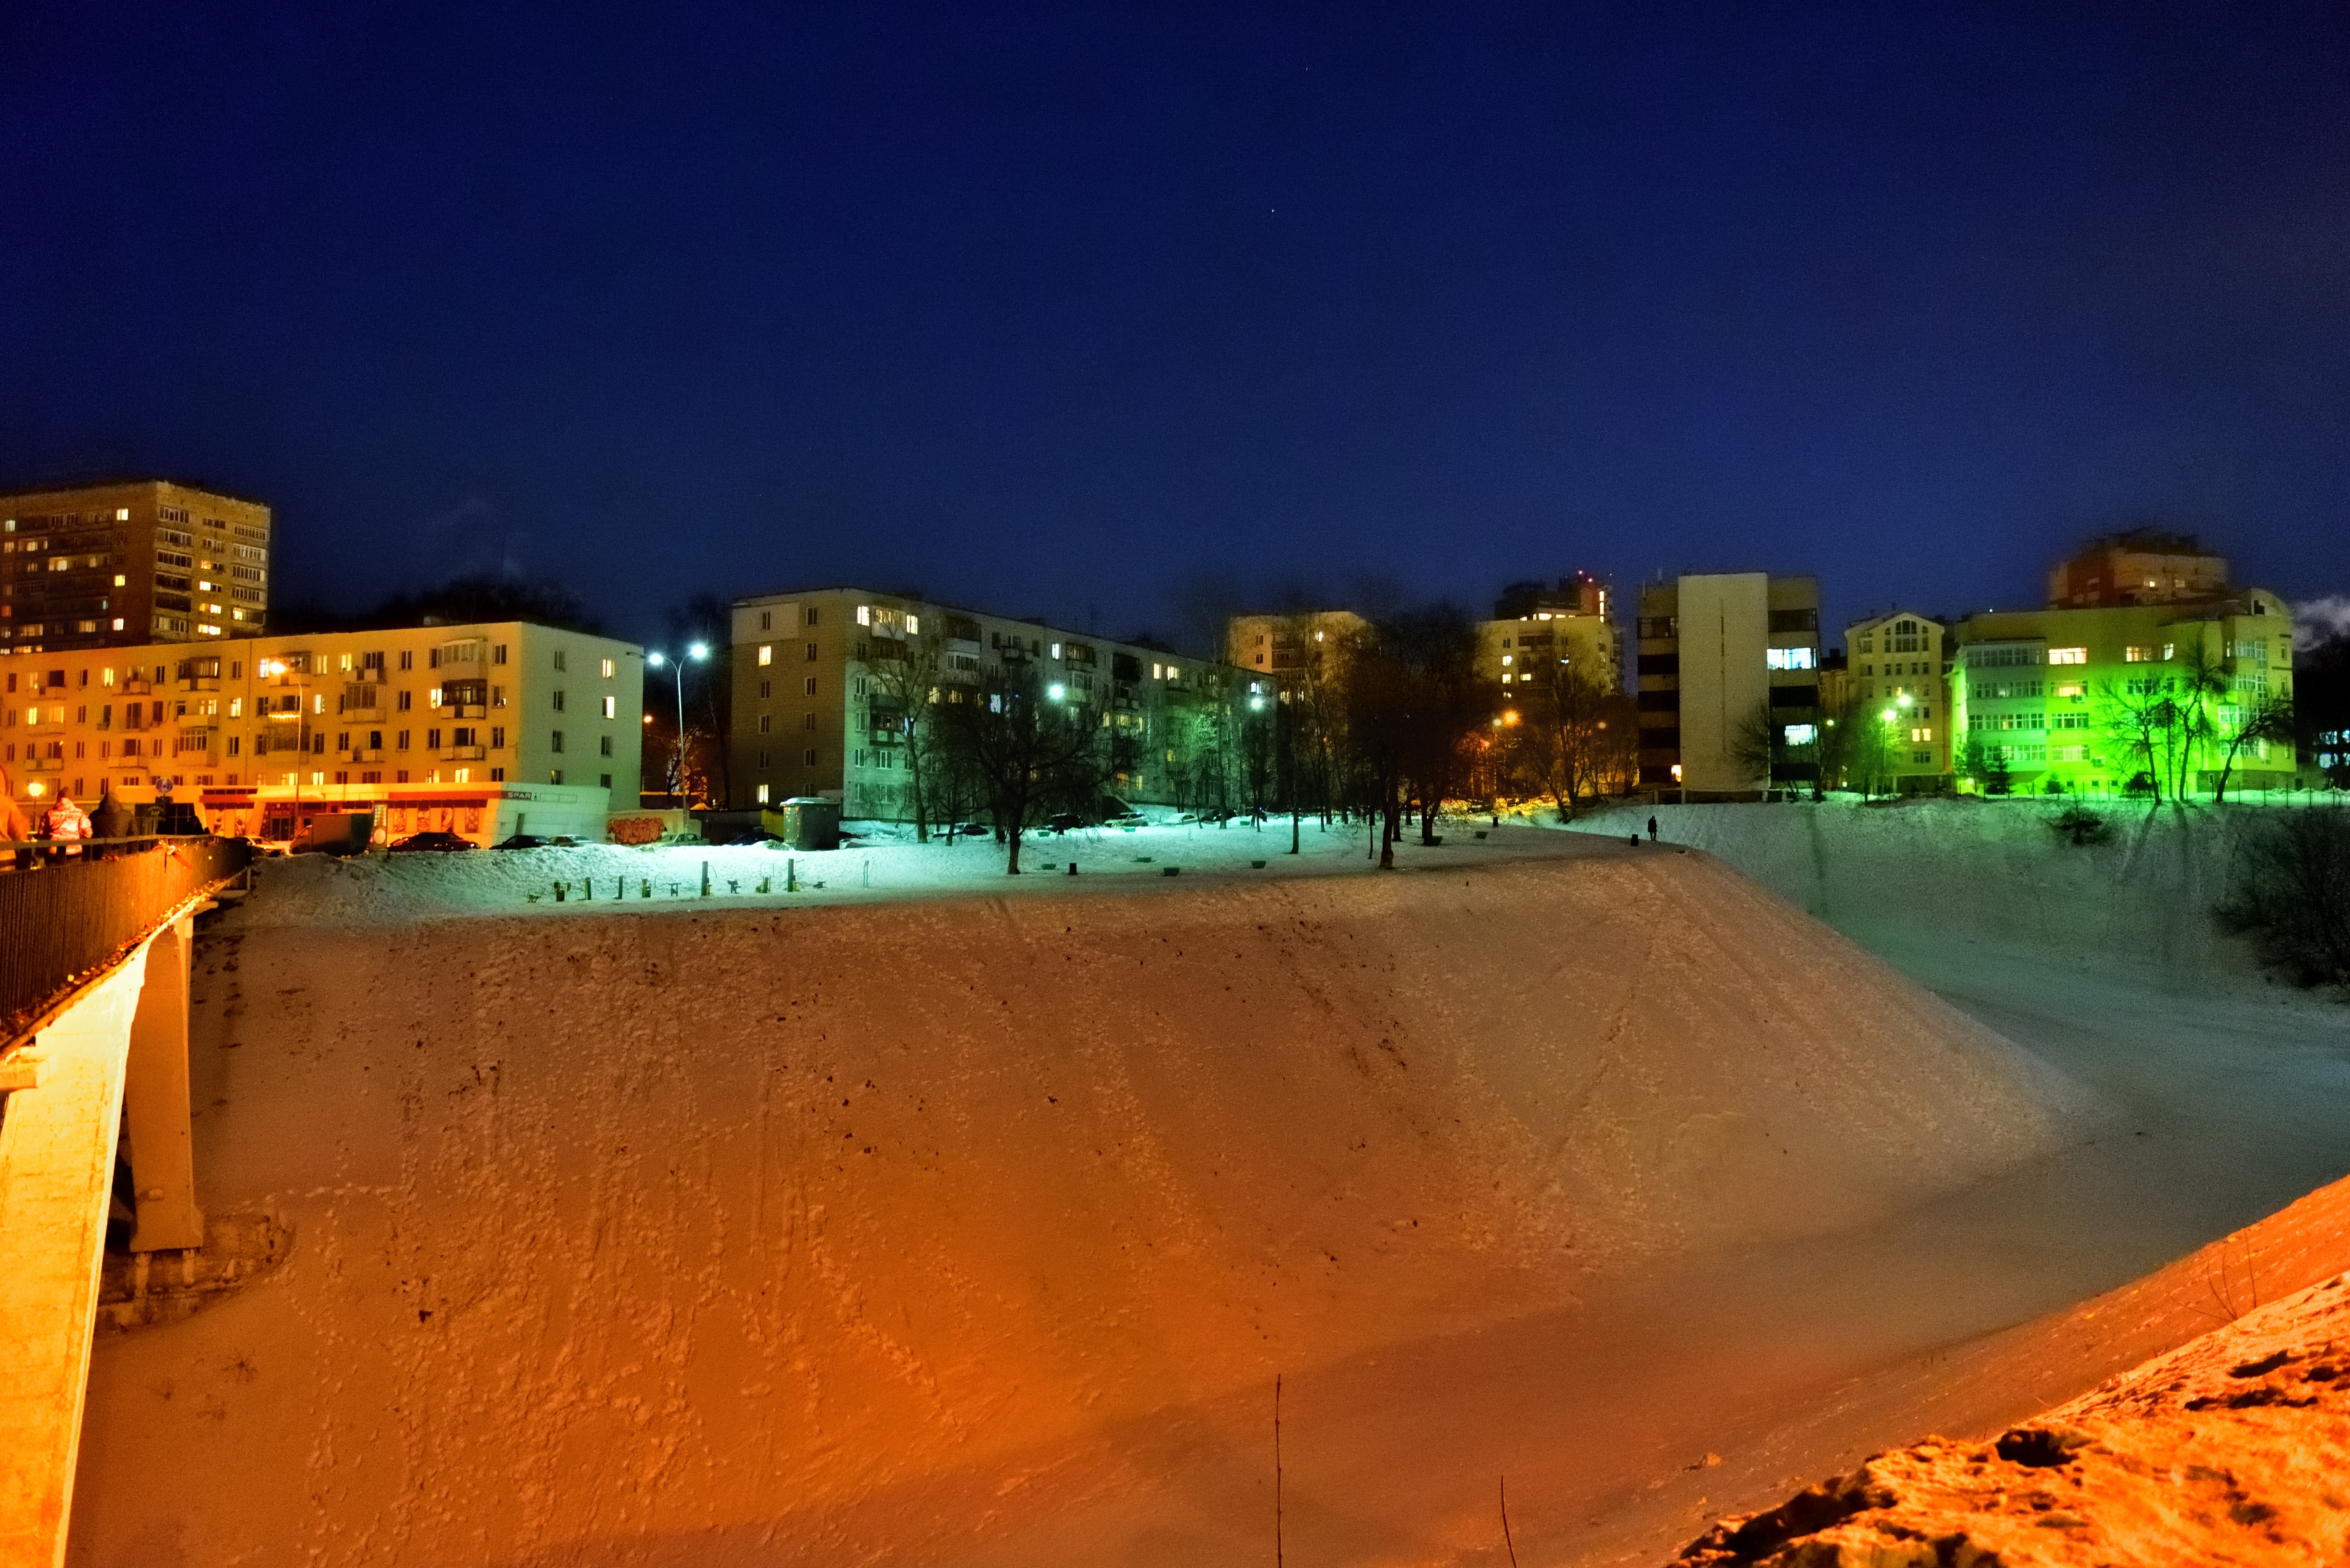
[645,644,709,805]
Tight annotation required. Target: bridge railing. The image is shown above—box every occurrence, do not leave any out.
[0,837,254,1046]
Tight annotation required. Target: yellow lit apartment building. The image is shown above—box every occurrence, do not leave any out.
[1843,611,1951,789]
[1951,591,2300,794]
[0,480,272,652]
[1475,573,1621,697]
[1225,610,1371,686]
[1,620,642,844]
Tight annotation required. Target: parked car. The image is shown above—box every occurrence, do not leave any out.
[490,833,578,850]
[389,831,476,853]
[1043,813,1087,834]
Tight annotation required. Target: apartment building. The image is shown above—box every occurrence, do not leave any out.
[1635,573,1822,795]
[1225,610,1371,686]
[0,480,271,652]
[0,620,641,844]
[1844,611,1952,788]
[2048,528,2228,609]
[1475,573,1621,696]
[1951,591,2298,794]
[731,588,1264,819]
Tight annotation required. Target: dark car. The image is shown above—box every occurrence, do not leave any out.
[389,831,476,853]
[1043,813,1086,834]
[491,833,553,850]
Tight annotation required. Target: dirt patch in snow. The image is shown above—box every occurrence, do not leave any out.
[71,849,2082,1566]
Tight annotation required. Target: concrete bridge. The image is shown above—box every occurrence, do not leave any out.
[0,838,251,1568]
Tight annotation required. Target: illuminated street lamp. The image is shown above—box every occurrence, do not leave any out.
[645,642,709,801]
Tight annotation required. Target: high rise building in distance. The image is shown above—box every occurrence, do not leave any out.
[0,480,272,654]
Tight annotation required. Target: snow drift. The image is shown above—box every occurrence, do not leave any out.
[71,848,2084,1565]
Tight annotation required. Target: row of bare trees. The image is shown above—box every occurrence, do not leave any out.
[2085,641,2294,802]
[1255,608,1640,869]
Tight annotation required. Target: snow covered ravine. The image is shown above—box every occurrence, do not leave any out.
[65,811,2350,1565]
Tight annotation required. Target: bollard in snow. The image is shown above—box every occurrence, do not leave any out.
[701,861,712,898]
[640,878,652,899]
[786,858,798,893]
[1068,861,1078,875]
[862,858,870,889]
[553,881,566,903]
[757,876,771,895]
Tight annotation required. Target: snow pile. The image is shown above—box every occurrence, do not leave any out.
[1566,798,2276,990]
[74,849,2085,1565]
[1676,1268,2350,1566]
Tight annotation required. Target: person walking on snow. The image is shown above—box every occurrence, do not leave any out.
[1647,815,1658,841]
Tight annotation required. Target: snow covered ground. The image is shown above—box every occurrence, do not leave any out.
[228,811,1529,928]
[62,801,2350,1566]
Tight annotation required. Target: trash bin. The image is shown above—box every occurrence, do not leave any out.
[762,797,841,850]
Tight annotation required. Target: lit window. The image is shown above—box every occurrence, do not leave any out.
[2124,646,2156,663]
[1500,654,1513,665]
[1766,647,1817,670]
[2048,647,2088,665]
[758,645,773,665]
[757,782,771,803]
[1783,724,1817,745]
[601,695,616,718]
[601,658,614,678]
[1049,642,1061,659]
[906,615,919,635]
[857,605,872,626]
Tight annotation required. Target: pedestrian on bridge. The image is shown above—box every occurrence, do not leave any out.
[43,795,91,863]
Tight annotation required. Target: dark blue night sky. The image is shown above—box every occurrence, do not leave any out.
[6,5,2349,649]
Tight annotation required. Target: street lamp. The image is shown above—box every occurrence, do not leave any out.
[646,643,709,802]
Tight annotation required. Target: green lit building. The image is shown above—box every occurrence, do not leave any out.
[1950,590,2300,796]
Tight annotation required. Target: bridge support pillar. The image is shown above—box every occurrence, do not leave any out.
[124,914,203,1254]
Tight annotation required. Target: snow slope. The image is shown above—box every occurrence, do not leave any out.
[69,841,2082,1566]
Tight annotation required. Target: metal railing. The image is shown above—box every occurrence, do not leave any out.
[0,837,253,1045]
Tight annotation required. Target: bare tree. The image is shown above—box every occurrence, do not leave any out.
[1341,608,1478,864]
[1510,659,1631,819]
[864,631,948,840]
[2096,675,2180,801]
[1729,698,1782,791]
[2211,689,2296,802]
[934,661,1107,874]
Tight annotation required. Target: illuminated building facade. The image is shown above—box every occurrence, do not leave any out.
[1225,610,1371,687]
[1635,573,1821,795]
[0,619,641,843]
[1951,592,2301,794]
[731,587,1263,818]
[1844,610,1952,789]
[1474,573,1621,696]
[0,480,271,652]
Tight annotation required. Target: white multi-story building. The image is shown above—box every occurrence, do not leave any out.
[730,587,1262,819]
